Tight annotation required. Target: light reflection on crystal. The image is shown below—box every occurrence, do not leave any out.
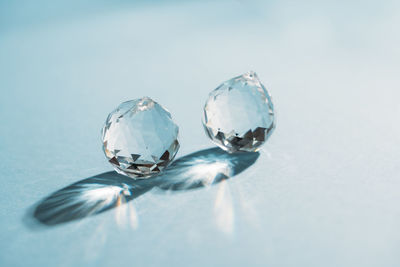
[102,97,180,178]
[203,71,275,153]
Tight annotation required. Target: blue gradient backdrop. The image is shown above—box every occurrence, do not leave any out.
[0,1,399,266]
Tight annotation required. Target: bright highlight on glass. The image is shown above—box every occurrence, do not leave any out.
[102,97,180,178]
[203,71,275,153]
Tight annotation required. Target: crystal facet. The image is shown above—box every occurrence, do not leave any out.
[102,97,180,178]
[202,71,275,153]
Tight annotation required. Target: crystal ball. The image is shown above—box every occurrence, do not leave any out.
[202,71,275,153]
[101,97,180,178]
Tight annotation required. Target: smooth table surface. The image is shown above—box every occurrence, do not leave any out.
[1,1,400,266]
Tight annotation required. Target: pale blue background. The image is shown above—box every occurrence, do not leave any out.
[1,1,400,266]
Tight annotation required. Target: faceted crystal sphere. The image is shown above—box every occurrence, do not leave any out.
[202,71,275,153]
[102,97,180,178]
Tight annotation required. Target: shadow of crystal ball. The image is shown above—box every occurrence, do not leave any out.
[202,71,275,153]
[101,97,180,178]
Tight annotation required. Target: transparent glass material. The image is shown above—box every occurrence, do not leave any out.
[203,71,275,153]
[102,97,180,178]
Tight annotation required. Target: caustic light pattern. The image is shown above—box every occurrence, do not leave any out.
[203,71,275,153]
[102,97,180,178]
